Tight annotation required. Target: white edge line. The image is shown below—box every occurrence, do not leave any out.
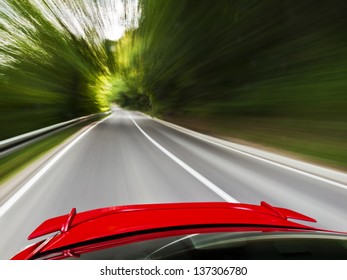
[0,113,113,217]
[127,112,238,203]
[150,116,347,191]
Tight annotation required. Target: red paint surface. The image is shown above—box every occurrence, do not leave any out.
[12,201,338,260]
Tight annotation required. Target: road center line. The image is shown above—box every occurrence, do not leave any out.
[0,113,113,218]
[127,112,239,203]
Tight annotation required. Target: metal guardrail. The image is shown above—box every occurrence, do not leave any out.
[0,111,111,152]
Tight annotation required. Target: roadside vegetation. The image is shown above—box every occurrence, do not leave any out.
[0,0,115,140]
[113,0,347,169]
[0,117,105,184]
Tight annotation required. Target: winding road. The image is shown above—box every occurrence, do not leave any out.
[1,107,347,259]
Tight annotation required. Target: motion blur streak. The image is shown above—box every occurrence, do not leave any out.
[114,0,347,168]
[0,0,138,140]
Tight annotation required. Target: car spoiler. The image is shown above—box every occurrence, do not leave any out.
[28,201,317,240]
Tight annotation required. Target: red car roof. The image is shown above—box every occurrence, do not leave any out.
[13,201,323,259]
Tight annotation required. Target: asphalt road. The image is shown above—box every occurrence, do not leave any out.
[1,108,347,259]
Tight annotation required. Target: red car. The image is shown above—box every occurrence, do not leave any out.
[12,201,347,260]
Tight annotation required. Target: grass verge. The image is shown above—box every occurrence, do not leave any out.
[0,117,104,185]
[163,115,347,172]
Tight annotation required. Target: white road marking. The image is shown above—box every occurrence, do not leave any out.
[127,112,239,203]
[151,117,347,191]
[0,114,113,217]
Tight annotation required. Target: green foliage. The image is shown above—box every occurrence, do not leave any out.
[0,0,112,140]
[113,0,347,167]
[115,0,347,121]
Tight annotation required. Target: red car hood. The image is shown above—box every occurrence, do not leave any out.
[12,201,328,260]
